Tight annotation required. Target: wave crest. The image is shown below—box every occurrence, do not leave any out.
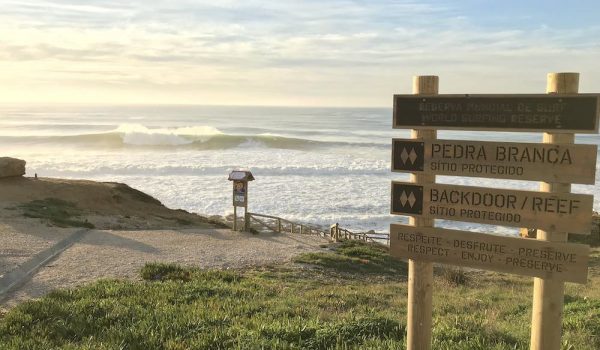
[114,124,222,146]
[2,123,386,150]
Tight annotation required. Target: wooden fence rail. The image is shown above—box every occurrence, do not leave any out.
[245,212,389,245]
[328,223,386,244]
[245,212,329,238]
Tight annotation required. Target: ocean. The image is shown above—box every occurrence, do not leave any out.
[2,104,599,236]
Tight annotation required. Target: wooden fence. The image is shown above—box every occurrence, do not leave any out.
[245,212,329,238]
[328,223,384,244]
[245,212,388,245]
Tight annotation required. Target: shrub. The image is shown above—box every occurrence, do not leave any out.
[140,263,192,282]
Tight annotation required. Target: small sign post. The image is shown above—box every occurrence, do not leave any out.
[228,170,254,231]
[391,73,598,350]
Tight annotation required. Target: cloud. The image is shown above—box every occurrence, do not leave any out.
[0,0,599,105]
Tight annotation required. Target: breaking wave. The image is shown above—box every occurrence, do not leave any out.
[2,123,385,150]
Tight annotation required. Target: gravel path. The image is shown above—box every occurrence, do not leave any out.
[0,220,77,278]
[1,228,329,308]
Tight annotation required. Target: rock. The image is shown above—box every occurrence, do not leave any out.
[0,157,26,178]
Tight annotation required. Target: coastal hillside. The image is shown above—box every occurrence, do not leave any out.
[0,176,225,230]
[0,175,330,310]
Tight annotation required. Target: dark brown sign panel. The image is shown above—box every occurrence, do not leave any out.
[389,224,589,283]
[392,139,598,184]
[390,181,594,234]
[393,94,600,133]
[233,180,247,207]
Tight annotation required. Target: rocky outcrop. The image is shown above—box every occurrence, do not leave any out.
[0,157,26,178]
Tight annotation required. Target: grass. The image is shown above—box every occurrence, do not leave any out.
[570,232,600,247]
[439,266,470,287]
[0,242,598,349]
[140,263,193,282]
[112,183,162,205]
[294,240,407,277]
[19,198,94,229]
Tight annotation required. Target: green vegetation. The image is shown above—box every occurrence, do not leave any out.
[19,198,94,229]
[140,263,193,282]
[439,266,470,287]
[294,240,407,276]
[570,232,600,247]
[0,242,598,349]
[111,183,162,205]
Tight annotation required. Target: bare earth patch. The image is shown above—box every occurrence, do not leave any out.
[0,176,330,311]
[1,228,329,309]
[0,220,77,278]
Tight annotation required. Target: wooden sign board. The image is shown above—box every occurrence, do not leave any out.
[390,181,594,234]
[392,139,598,184]
[232,180,247,207]
[393,94,600,133]
[390,224,589,283]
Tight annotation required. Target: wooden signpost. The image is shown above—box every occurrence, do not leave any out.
[392,139,597,184]
[391,181,594,233]
[390,224,589,283]
[228,170,254,231]
[391,73,598,350]
[393,94,600,133]
[405,75,437,350]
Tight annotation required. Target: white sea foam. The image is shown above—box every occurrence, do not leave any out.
[4,105,600,234]
[113,124,223,146]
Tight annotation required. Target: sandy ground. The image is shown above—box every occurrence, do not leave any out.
[1,227,329,309]
[0,219,77,277]
[0,176,331,311]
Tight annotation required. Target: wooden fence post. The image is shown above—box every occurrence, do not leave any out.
[529,72,579,350]
[233,206,237,231]
[244,211,250,231]
[406,75,438,350]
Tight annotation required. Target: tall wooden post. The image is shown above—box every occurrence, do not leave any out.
[243,182,249,231]
[406,75,438,350]
[233,206,237,231]
[529,72,579,350]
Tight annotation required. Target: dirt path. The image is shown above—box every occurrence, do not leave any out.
[0,220,77,278]
[1,227,329,309]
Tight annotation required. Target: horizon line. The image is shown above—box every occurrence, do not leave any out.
[0,102,392,109]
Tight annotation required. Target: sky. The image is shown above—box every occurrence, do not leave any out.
[0,0,599,106]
